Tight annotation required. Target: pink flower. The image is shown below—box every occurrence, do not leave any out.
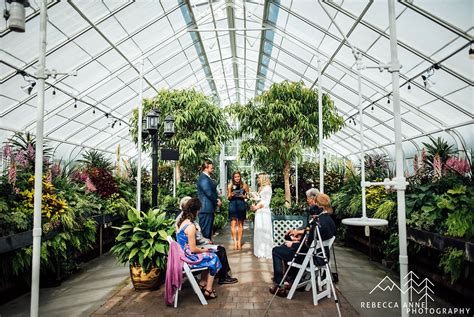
[433,154,442,181]
[3,143,12,159]
[420,148,427,170]
[26,143,35,160]
[413,154,419,174]
[70,170,88,182]
[46,171,52,183]
[445,157,470,176]
[85,177,96,193]
[15,150,28,167]
[8,164,16,185]
[51,163,61,178]
[13,187,20,194]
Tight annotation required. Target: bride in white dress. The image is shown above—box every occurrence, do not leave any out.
[251,173,273,259]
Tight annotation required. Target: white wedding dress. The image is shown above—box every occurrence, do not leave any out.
[253,185,273,259]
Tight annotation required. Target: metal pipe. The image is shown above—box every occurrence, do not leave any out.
[357,63,368,219]
[30,0,47,315]
[188,27,272,32]
[388,0,409,315]
[318,58,324,194]
[136,58,144,211]
[151,133,158,209]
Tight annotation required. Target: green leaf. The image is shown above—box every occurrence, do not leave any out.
[128,248,139,260]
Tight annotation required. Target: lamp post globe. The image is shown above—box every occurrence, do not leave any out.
[164,115,175,138]
[146,109,159,134]
[141,117,149,138]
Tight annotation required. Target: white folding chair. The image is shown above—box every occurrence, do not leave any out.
[166,236,208,308]
[286,236,336,305]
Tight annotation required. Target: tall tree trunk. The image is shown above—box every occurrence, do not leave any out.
[283,160,291,207]
[175,161,182,185]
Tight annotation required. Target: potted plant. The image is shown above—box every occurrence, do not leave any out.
[111,208,175,290]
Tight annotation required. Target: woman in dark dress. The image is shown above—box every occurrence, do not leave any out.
[227,171,249,250]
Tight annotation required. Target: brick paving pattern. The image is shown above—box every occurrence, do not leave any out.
[93,225,359,317]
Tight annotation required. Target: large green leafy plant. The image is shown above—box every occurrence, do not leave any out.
[228,81,344,205]
[111,209,175,273]
[129,89,230,183]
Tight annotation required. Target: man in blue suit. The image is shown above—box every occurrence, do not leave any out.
[197,160,221,239]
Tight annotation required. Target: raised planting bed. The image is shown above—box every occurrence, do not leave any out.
[0,229,59,254]
[407,227,474,262]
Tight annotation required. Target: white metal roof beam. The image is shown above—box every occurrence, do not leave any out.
[260,18,459,129]
[226,0,241,103]
[273,2,473,118]
[182,0,223,103]
[68,0,159,94]
[323,0,472,86]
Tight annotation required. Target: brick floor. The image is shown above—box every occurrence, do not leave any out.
[92,225,359,317]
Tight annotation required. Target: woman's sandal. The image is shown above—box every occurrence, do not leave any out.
[198,283,206,292]
[203,289,218,300]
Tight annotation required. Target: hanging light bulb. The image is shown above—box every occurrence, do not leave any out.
[371,105,374,111]
[74,99,77,108]
[407,82,411,90]
[52,87,56,95]
[93,107,96,114]
[387,97,390,104]
[469,47,474,60]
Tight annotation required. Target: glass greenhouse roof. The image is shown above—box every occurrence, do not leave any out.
[0,0,472,162]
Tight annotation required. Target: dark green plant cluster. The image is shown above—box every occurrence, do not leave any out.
[111,209,175,273]
[331,138,472,284]
[0,135,136,283]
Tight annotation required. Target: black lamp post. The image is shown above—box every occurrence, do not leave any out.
[144,109,175,209]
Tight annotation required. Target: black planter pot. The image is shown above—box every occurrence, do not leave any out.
[0,228,59,254]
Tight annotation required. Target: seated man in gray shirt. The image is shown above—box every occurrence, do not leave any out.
[176,197,237,285]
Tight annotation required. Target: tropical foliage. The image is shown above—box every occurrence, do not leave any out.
[129,89,230,182]
[228,81,344,205]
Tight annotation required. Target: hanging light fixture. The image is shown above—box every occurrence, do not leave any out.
[52,87,56,95]
[74,99,77,108]
[5,0,30,33]
[407,82,411,90]
[469,47,474,59]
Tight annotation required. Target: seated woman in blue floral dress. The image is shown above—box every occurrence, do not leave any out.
[176,197,222,299]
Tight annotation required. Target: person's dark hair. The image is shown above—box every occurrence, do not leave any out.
[200,159,213,172]
[231,171,242,185]
[177,197,201,229]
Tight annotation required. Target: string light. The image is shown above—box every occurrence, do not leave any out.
[74,99,77,108]
[387,96,390,104]
[407,82,411,90]
[52,87,56,95]
[93,108,96,114]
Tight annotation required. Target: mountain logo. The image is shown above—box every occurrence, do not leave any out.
[369,271,435,303]
[369,276,401,294]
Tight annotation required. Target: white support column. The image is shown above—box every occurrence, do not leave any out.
[317,58,324,194]
[388,0,409,315]
[31,1,47,316]
[356,61,368,219]
[136,58,144,211]
[219,146,226,197]
[173,161,176,198]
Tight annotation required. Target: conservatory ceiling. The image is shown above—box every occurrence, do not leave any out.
[0,0,472,161]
